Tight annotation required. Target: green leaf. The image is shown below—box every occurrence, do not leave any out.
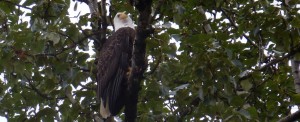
[22,0,35,6]
[0,0,299,121]
[240,79,252,91]
[266,100,276,111]
[291,94,300,104]
[247,107,258,119]
[31,18,46,32]
[291,17,300,28]
[29,108,56,121]
[231,60,243,67]
[45,32,60,45]
[188,34,211,43]
[294,53,300,61]
[0,2,14,14]
[238,109,251,119]
[66,24,79,41]
[230,96,244,107]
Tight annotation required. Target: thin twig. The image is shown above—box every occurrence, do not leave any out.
[147,55,162,75]
[23,74,67,100]
[34,31,97,57]
[57,31,76,44]
[150,0,165,23]
[220,7,259,48]
[2,0,32,10]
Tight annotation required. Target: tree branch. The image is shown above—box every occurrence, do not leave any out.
[197,6,212,34]
[99,0,108,51]
[176,97,200,121]
[80,0,102,51]
[258,53,291,71]
[174,40,300,121]
[65,86,84,109]
[235,43,300,83]
[220,7,258,48]
[147,55,162,75]
[34,31,97,57]
[125,0,154,121]
[278,110,300,122]
[258,44,300,71]
[150,0,165,23]
[2,0,32,10]
[23,75,67,100]
[73,0,89,4]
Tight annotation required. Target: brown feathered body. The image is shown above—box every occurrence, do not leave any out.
[97,27,135,118]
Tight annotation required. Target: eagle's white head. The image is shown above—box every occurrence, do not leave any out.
[113,12,134,31]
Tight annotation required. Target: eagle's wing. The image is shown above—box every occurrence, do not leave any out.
[97,27,135,116]
[97,32,122,101]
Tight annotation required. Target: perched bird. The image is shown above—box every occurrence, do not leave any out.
[97,12,135,119]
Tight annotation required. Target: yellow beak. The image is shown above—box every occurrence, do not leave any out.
[119,11,128,20]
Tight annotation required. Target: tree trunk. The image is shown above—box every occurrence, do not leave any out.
[124,0,153,122]
[291,58,300,93]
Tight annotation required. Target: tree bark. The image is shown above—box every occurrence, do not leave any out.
[278,110,300,122]
[125,0,153,122]
[291,58,300,93]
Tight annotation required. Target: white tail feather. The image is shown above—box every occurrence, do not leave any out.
[100,98,111,118]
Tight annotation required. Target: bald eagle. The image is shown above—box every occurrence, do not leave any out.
[97,12,135,118]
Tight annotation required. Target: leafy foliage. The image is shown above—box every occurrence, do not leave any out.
[0,0,300,121]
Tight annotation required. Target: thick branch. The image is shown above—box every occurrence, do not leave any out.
[258,44,300,71]
[99,0,108,50]
[82,0,102,51]
[278,110,300,122]
[235,44,300,83]
[288,22,300,93]
[291,59,300,93]
[125,0,153,122]
[258,53,292,71]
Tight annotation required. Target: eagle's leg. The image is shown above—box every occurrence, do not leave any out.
[126,67,133,90]
[126,67,132,77]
